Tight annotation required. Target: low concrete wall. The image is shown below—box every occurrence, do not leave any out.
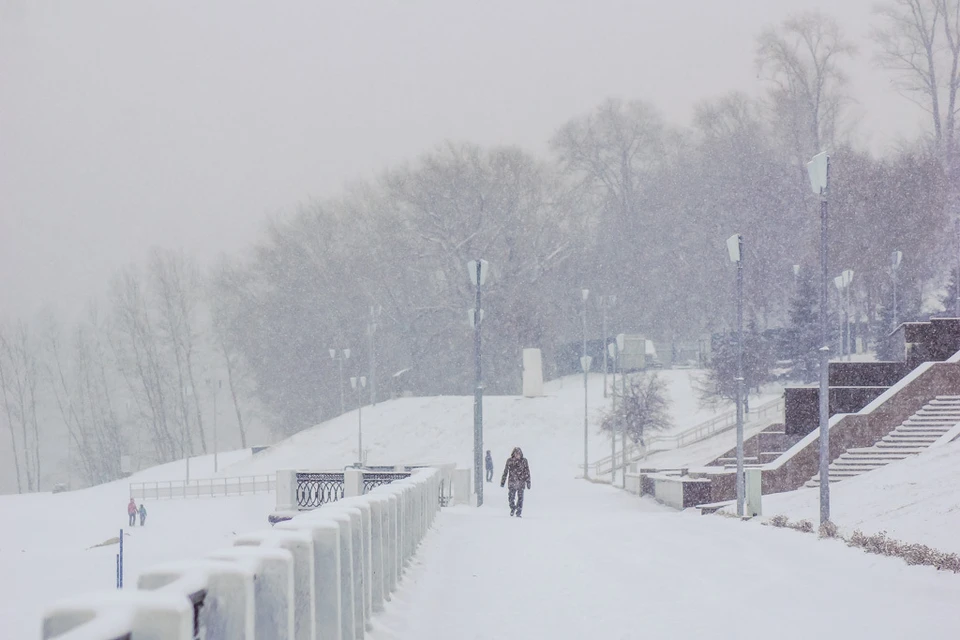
[42,467,447,640]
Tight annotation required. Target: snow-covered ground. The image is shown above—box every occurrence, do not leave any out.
[370,476,960,639]
[3,368,959,638]
[755,439,960,554]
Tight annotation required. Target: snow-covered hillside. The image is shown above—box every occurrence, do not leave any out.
[755,438,960,554]
[0,370,712,637]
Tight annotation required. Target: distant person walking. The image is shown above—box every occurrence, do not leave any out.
[127,498,137,527]
[500,447,531,517]
[485,450,494,482]
[138,503,147,526]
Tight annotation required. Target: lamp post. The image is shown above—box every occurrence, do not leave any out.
[350,376,367,466]
[834,270,854,360]
[607,336,624,485]
[727,233,746,517]
[616,333,626,488]
[891,251,902,330]
[329,348,351,415]
[467,259,489,506]
[212,379,221,473]
[599,295,616,398]
[581,288,591,479]
[807,150,831,526]
[367,306,382,406]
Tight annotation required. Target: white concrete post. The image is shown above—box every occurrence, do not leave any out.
[746,468,763,517]
[344,467,363,498]
[334,499,373,628]
[276,470,298,511]
[199,561,256,640]
[207,546,295,640]
[233,530,316,640]
[453,468,472,505]
[43,591,192,640]
[275,518,342,640]
[379,492,399,594]
[301,510,355,640]
[323,504,365,634]
[362,495,387,612]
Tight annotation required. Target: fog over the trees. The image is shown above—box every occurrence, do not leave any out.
[2,0,958,494]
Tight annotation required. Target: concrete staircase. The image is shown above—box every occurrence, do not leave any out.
[805,396,960,488]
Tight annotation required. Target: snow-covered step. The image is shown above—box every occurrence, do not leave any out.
[805,396,958,487]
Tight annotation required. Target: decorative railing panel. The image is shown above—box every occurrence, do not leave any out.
[296,472,345,509]
[362,471,411,494]
[130,475,275,500]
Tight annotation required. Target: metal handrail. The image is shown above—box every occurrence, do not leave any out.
[591,397,784,476]
[129,474,276,500]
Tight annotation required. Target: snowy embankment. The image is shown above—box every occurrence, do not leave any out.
[753,438,960,554]
[0,370,713,638]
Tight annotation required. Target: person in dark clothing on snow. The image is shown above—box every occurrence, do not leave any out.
[485,450,494,482]
[138,503,147,526]
[127,498,137,527]
[500,447,531,517]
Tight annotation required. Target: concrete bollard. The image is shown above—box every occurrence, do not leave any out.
[43,590,192,640]
[234,530,316,640]
[377,491,399,595]
[330,498,374,628]
[207,546,295,640]
[320,504,365,635]
[361,494,388,612]
[300,510,355,640]
[276,517,342,640]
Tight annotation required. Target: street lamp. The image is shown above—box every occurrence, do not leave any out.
[834,270,854,360]
[329,348,351,415]
[350,376,367,466]
[607,333,625,485]
[467,258,490,506]
[614,333,626,487]
[599,295,616,398]
[210,379,221,473]
[891,251,902,330]
[727,233,746,517]
[367,306,382,406]
[807,150,831,526]
[581,288,591,479]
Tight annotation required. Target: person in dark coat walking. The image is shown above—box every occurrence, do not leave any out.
[138,503,147,526]
[500,447,531,517]
[127,498,137,527]
[485,450,494,482]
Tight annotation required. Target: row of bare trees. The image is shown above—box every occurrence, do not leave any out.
[3,7,959,491]
[0,249,257,493]
[208,9,959,434]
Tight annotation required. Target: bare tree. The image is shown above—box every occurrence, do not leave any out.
[874,1,960,169]
[110,267,180,462]
[0,322,44,491]
[600,372,672,444]
[757,11,858,160]
[149,248,208,454]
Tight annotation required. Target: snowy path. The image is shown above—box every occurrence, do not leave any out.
[370,475,960,639]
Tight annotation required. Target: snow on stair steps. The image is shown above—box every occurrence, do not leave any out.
[803,396,960,488]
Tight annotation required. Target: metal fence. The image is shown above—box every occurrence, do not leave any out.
[129,475,275,500]
[295,472,345,509]
[362,471,411,494]
[591,397,785,477]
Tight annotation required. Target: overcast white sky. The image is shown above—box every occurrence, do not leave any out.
[0,0,922,321]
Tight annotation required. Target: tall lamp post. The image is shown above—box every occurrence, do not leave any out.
[211,379,221,473]
[607,333,625,485]
[727,233,746,517]
[581,289,591,479]
[891,251,902,330]
[615,333,626,488]
[329,348,351,415]
[367,306,382,406]
[834,270,854,360]
[599,295,616,398]
[468,259,489,506]
[807,150,831,526]
[350,376,367,466]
